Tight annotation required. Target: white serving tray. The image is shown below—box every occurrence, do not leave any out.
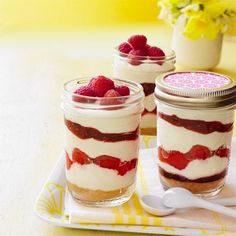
[34,136,236,235]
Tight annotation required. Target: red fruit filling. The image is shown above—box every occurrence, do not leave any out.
[159,167,227,183]
[158,145,230,170]
[128,35,147,49]
[159,112,233,134]
[141,82,155,96]
[66,149,137,176]
[65,119,139,142]
[158,147,190,170]
[72,148,91,164]
[66,152,73,169]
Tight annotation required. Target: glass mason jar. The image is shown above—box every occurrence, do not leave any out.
[155,71,236,197]
[61,77,144,207]
[172,25,223,70]
[113,47,175,136]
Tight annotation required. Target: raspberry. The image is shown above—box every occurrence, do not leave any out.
[90,75,115,97]
[119,159,137,176]
[144,44,151,54]
[94,155,120,170]
[74,85,96,96]
[101,89,123,105]
[128,49,147,66]
[104,89,120,97]
[215,146,230,158]
[186,145,212,160]
[148,46,165,65]
[115,85,130,96]
[128,35,147,49]
[72,148,91,165]
[118,42,132,55]
[148,46,165,58]
[158,147,190,170]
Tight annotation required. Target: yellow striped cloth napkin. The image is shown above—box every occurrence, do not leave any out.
[64,139,236,232]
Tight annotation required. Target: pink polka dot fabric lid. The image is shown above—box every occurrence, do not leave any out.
[164,72,230,90]
[155,71,236,109]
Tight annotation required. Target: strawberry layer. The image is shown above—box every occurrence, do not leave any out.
[158,156,229,180]
[65,119,139,142]
[65,128,139,161]
[158,145,230,170]
[159,112,233,134]
[157,118,233,153]
[159,167,227,183]
[66,149,137,176]
[141,83,155,97]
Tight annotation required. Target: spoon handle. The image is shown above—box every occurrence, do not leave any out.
[196,198,236,218]
[211,197,236,207]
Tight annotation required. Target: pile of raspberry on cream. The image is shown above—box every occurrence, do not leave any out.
[73,75,130,105]
[117,34,166,65]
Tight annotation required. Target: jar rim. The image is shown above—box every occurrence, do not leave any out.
[62,77,144,110]
[114,47,176,62]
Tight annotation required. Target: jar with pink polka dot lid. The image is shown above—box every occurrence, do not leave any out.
[155,71,236,197]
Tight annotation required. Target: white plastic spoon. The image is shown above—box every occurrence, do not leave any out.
[140,195,176,216]
[140,188,236,217]
[163,188,236,218]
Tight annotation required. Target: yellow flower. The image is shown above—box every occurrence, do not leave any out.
[169,0,189,7]
[183,11,219,39]
[204,1,228,18]
[181,4,200,17]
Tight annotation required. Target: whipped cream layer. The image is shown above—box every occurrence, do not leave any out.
[157,102,234,152]
[113,59,174,84]
[65,129,139,161]
[66,163,136,191]
[64,105,141,133]
[144,94,156,112]
[159,156,228,180]
[157,118,233,153]
[141,113,156,129]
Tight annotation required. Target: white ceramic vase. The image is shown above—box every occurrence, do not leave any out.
[172,26,223,70]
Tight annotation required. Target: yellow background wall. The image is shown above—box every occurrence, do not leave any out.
[0,0,159,32]
[0,0,235,34]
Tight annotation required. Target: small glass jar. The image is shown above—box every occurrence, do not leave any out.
[61,77,144,207]
[155,71,236,197]
[113,47,175,135]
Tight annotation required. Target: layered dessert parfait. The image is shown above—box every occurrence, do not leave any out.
[113,34,175,135]
[61,75,144,206]
[155,72,236,197]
